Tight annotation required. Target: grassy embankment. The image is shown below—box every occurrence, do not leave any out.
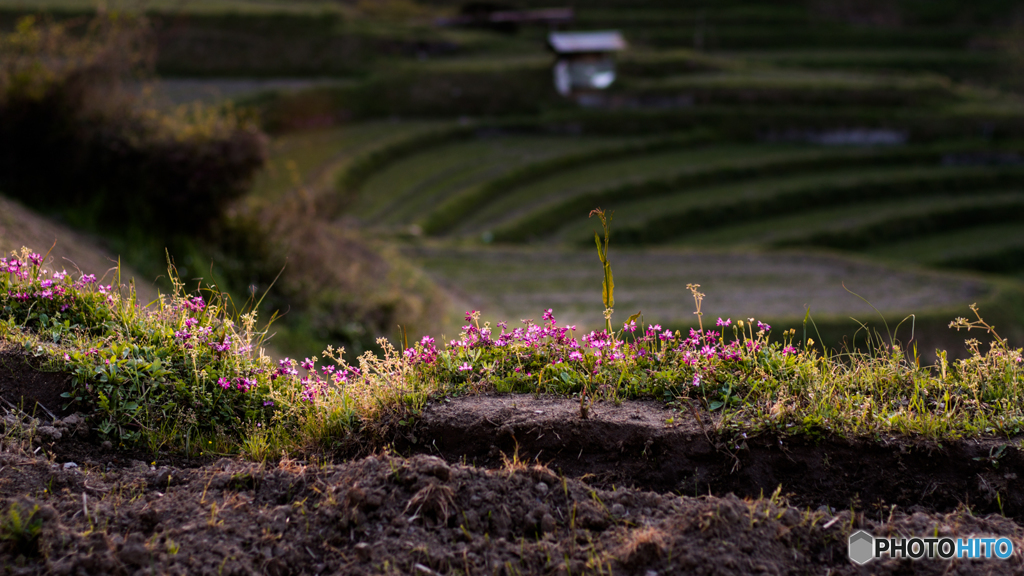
[1,240,1022,461]
[2,0,1024,457]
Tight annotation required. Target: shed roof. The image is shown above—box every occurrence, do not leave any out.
[547,31,626,54]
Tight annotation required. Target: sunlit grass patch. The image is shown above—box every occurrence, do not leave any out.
[2,242,1022,460]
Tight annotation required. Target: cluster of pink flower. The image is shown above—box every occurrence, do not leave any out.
[5,268,83,305]
[1,255,34,280]
[404,335,439,364]
[407,309,789,381]
[175,295,206,313]
[217,376,257,392]
[272,357,360,402]
[171,316,249,356]
[173,319,214,351]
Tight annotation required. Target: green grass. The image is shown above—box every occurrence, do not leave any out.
[553,165,1024,243]
[403,244,995,337]
[678,193,1024,249]
[355,134,639,227]
[4,240,1024,460]
[249,121,444,201]
[477,143,989,240]
[627,69,952,92]
[870,223,1024,267]
[463,143,824,235]
[0,0,345,14]
[734,49,1004,76]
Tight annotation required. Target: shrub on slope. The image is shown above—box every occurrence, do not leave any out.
[0,14,266,237]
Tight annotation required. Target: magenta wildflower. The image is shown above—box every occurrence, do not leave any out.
[458,362,473,372]
[217,377,231,390]
[716,317,731,327]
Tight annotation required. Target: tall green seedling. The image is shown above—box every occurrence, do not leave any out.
[590,208,615,336]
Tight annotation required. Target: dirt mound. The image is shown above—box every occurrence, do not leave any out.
[398,394,1024,522]
[2,371,1024,574]
[2,448,1022,575]
[0,343,75,420]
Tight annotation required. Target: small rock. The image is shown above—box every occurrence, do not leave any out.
[151,470,172,488]
[364,490,384,509]
[535,482,549,495]
[63,462,78,470]
[540,513,557,533]
[101,440,113,450]
[63,414,84,427]
[611,503,626,517]
[36,426,61,442]
[120,543,149,567]
[58,414,88,434]
[354,542,372,562]
[412,456,451,481]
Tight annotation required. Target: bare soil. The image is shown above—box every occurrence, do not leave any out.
[2,360,1024,574]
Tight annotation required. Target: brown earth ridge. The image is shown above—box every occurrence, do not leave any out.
[1,358,1023,574]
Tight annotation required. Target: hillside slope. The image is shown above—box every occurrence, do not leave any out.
[0,195,160,303]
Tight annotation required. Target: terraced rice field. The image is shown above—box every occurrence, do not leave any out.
[355,134,644,226]
[403,244,992,333]
[248,121,447,201]
[218,0,1024,349]
[313,123,1024,343]
[344,130,1023,266]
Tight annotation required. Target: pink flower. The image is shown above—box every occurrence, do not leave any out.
[716,318,731,327]
[218,377,231,390]
[569,350,583,361]
[458,362,473,372]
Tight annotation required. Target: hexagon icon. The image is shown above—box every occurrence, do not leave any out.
[849,530,874,565]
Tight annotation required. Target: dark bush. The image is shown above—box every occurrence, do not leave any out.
[0,14,267,238]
